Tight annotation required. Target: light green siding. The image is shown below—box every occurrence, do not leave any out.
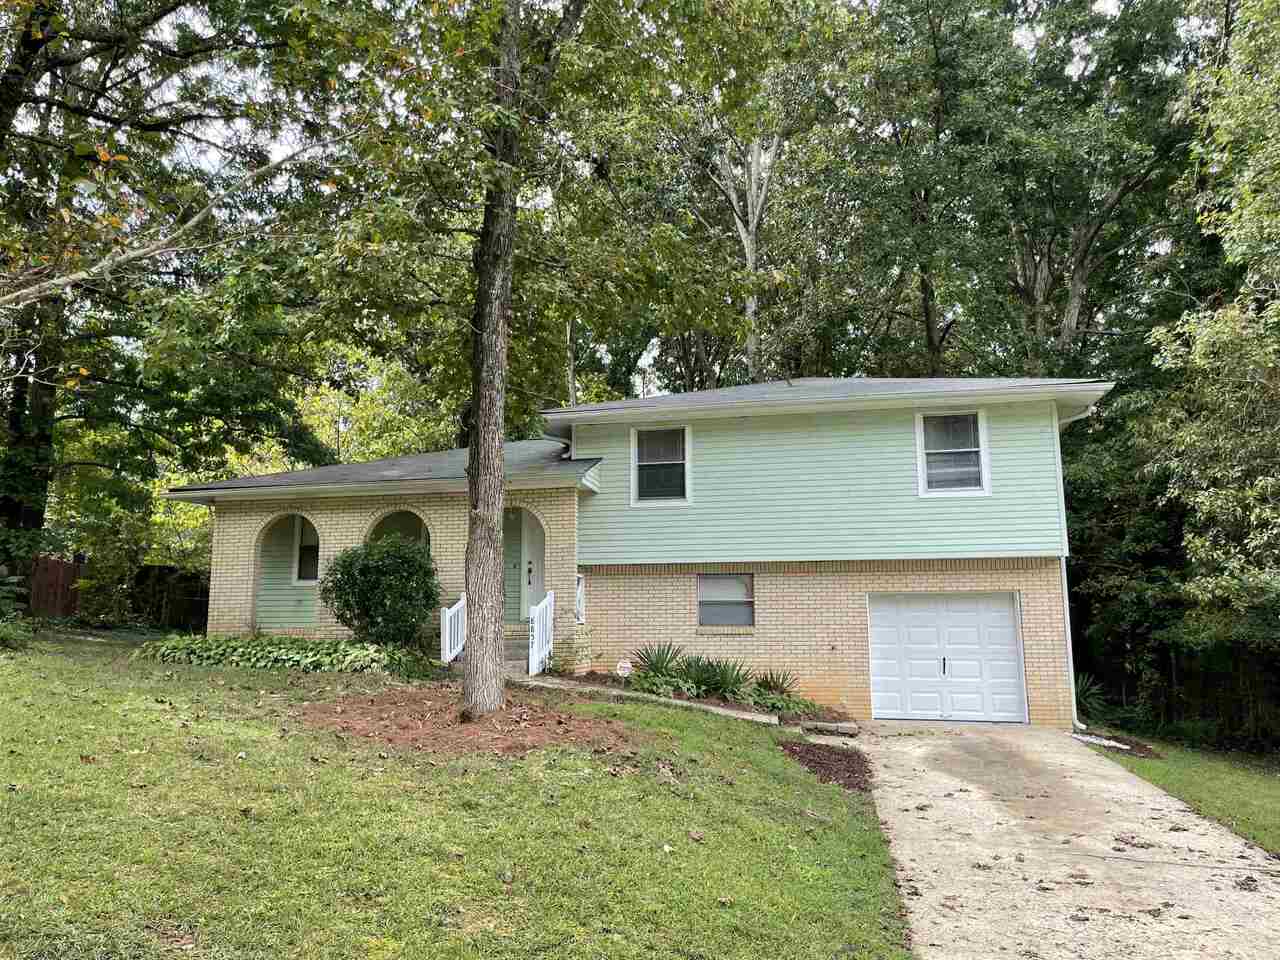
[503,508,522,622]
[573,401,1067,563]
[255,516,316,628]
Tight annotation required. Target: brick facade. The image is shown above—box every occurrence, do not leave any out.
[579,557,1072,727]
[206,488,580,650]
[204,487,1071,727]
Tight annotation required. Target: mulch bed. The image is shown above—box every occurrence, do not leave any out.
[558,670,851,723]
[300,683,635,758]
[780,741,873,793]
[1099,733,1163,759]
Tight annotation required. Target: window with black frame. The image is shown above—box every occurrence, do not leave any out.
[295,517,320,582]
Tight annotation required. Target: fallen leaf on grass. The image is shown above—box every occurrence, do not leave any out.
[688,830,705,843]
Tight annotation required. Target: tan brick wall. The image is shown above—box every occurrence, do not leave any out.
[579,557,1072,727]
[205,489,579,648]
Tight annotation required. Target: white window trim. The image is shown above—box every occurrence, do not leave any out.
[291,515,319,585]
[914,409,992,498]
[630,425,693,507]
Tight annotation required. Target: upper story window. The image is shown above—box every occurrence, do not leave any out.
[916,411,991,497]
[632,426,690,504]
[294,516,320,582]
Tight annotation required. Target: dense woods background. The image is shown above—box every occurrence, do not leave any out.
[1,0,1277,739]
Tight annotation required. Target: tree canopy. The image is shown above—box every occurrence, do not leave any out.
[2,0,1278,734]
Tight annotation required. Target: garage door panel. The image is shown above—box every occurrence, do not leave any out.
[946,689,986,717]
[943,626,980,646]
[990,693,1025,718]
[908,658,942,680]
[872,691,905,714]
[986,659,1021,681]
[908,690,944,714]
[944,596,982,615]
[869,592,1027,723]
[946,657,984,681]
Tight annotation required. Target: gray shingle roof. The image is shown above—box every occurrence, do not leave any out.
[543,377,1111,419]
[169,439,592,495]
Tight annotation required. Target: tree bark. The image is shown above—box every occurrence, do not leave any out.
[0,2,56,150]
[462,0,522,719]
[0,299,62,569]
[919,268,944,377]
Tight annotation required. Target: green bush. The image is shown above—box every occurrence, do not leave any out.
[0,575,32,650]
[631,641,684,677]
[738,684,824,716]
[318,534,441,647]
[135,632,448,679]
[630,671,700,699]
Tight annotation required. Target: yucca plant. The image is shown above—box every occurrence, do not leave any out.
[677,654,717,697]
[756,669,798,696]
[632,641,685,677]
[1074,672,1107,721]
[678,656,753,699]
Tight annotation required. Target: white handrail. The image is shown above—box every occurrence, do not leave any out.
[528,590,554,676]
[440,593,466,664]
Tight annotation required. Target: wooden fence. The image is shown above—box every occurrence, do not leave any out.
[28,556,84,618]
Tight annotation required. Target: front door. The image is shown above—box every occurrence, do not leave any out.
[521,509,545,612]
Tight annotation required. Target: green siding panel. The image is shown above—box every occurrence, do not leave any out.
[573,401,1067,563]
[255,516,316,629]
[503,509,522,623]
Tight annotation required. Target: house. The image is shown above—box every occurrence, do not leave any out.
[166,376,1113,727]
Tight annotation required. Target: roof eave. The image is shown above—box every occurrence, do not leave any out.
[543,382,1115,426]
[165,471,600,506]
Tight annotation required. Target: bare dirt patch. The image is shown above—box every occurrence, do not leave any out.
[781,741,873,792]
[1099,733,1164,759]
[301,683,635,757]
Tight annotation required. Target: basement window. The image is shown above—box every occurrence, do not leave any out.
[697,574,754,626]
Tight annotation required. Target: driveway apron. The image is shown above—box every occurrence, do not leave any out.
[850,723,1280,960]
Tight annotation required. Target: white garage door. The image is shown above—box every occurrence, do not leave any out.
[869,592,1027,722]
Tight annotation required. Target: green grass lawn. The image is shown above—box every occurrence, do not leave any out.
[1102,737,1280,854]
[0,632,910,960]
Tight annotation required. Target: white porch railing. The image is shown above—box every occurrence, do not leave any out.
[575,573,585,624]
[440,593,466,664]
[528,590,554,676]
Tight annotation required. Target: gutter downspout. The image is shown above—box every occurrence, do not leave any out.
[1057,403,1094,731]
[1061,556,1085,731]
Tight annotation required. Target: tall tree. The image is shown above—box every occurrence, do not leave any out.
[0,0,342,566]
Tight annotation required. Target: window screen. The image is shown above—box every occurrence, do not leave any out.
[697,574,754,626]
[636,428,686,500]
[296,517,320,581]
[921,413,982,491]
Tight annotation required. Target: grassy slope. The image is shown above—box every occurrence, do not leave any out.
[0,634,911,960]
[1105,740,1280,854]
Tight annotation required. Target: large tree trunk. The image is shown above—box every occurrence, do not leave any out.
[919,268,944,377]
[462,0,521,719]
[0,300,62,570]
[0,2,55,151]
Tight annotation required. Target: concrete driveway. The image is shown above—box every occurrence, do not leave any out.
[848,722,1280,960]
